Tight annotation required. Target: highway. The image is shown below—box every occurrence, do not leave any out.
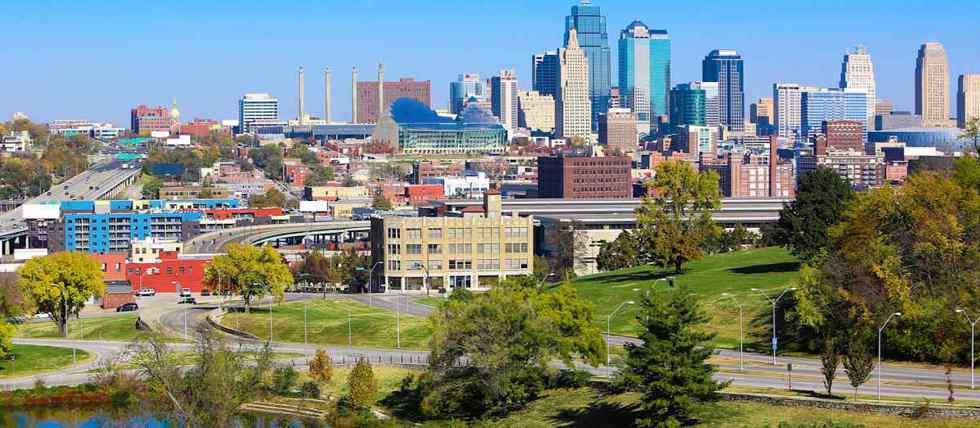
[184,221,370,254]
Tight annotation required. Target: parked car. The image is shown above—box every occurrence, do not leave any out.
[201,289,211,296]
[137,288,156,297]
[177,296,197,305]
[116,302,139,312]
[179,288,192,298]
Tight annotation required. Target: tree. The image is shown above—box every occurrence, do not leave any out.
[635,160,721,273]
[596,229,642,271]
[820,337,840,397]
[17,252,104,336]
[617,286,728,427]
[954,156,980,193]
[371,192,393,210]
[347,357,377,409]
[961,117,980,153]
[774,167,854,262]
[272,366,299,395]
[141,175,162,199]
[204,244,293,312]
[843,337,875,401]
[546,219,589,277]
[0,273,31,358]
[308,349,333,385]
[420,277,604,418]
[532,255,551,285]
[248,188,288,208]
[304,165,335,186]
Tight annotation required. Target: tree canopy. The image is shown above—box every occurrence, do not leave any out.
[17,252,105,336]
[205,244,293,311]
[774,167,855,262]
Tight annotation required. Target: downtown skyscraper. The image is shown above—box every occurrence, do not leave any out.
[449,74,485,115]
[491,69,519,133]
[617,21,671,131]
[556,28,592,139]
[915,42,951,127]
[839,45,877,129]
[565,1,611,131]
[703,49,744,132]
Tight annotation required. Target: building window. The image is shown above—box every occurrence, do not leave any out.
[387,244,401,255]
[477,243,499,254]
[427,244,441,254]
[505,259,529,269]
[406,228,422,239]
[428,260,443,271]
[449,259,473,270]
[387,260,401,271]
[428,228,443,239]
[406,244,422,255]
[387,228,401,239]
[505,243,528,253]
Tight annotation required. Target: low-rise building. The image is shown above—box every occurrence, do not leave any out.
[537,154,632,199]
[159,185,232,200]
[1,131,30,152]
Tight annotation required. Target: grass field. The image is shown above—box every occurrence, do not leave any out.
[558,247,801,348]
[0,344,90,378]
[15,313,146,342]
[221,299,432,350]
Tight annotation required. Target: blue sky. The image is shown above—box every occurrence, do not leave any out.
[3,0,978,126]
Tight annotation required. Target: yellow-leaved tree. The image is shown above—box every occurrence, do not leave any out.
[204,244,292,312]
[17,252,104,337]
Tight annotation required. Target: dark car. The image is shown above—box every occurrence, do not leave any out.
[177,296,197,305]
[116,302,139,312]
[201,289,211,296]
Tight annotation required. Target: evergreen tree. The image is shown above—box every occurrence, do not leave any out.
[617,286,728,427]
[774,167,854,262]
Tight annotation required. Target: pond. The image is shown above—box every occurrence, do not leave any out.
[0,407,330,427]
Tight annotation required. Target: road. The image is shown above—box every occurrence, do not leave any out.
[8,293,980,403]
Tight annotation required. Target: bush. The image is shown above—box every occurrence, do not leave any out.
[347,358,377,409]
[308,349,333,385]
[272,366,298,395]
[548,369,592,389]
[300,381,320,399]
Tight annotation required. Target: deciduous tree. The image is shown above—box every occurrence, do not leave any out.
[204,244,292,312]
[843,337,874,401]
[17,252,104,337]
[347,357,377,409]
[308,349,333,385]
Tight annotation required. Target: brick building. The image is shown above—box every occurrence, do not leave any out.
[179,118,221,138]
[405,184,446,205]
[598,108,638,154]
[356,78,431,123]
[130,105,173,135]
[537,155,632,199]
[126,251,210,293]
[822,120,865,153]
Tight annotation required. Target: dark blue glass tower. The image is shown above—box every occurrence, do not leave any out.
[564,1,611,131]
[702,49,744,132]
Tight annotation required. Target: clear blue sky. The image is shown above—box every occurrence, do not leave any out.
[3,0,978,127]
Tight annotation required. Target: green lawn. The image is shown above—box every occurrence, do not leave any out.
[15,313,147,342]
[221,299,432,350]
[558,247,801,348]
[415,296,447,308]
[0,344,90,378]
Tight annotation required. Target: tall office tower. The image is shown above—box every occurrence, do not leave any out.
[618,21,651,124]
[556,28,592,139]
[297,66,305,123]
[958,74,980,128]
[324,68,332,122]
[491,69,519,132]
[702,49,744,132]
[351,67,358,123]
[238,93,279,134]
[669,83,706,128]
[800,88,868,138]
[518,90,556,133]
[649,29,671,120]
[532,51,561,98]
[750,97,774,127]
[773,83,821,140]
[449,74,485,114]
[915,42,950,127]
[565,1,611,130]
[839,45,876,129]
[598,108,638,154]
[608,87,621,109]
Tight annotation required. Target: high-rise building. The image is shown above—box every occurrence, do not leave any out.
[450,74,485,115]
[915,42,951,127]
[669,83,706,129]
[800,88,868,138]
[618,21,651,124]
[702,49,744,132]
[565,1,611,130]
[532,51,560,98]
[608,87,621,109]
[840,45,876,129]
[773,83,821,140]
[649,29,671,121]
[598,108,638,154]
[356,77,431,124]
[517,91,555,133]
[491,70,519,133]
[875,100,894,116]
[958,74,980,128]
[750,97,774,127]
[130,105,173,135]
[237,93,279,134]
[556,28,592,139]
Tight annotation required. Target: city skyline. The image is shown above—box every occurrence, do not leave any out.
[3,1,978,126]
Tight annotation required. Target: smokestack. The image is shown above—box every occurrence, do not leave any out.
[377,62,384,121]
[351,66,358,124]
[324,67,332,123]
[298,66,305,124]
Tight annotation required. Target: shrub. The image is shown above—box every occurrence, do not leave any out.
[549,369,592,389]
[300,381,320,399]
[272,366,298,395]
[308,349,333,385]
[347,358,377,409]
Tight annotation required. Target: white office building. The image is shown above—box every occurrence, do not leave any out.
[238,93,279,134]
[840,45,877,129]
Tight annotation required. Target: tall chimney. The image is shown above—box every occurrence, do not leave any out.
[377,62,384,121]
[324,67,332,123]
[298,66,305,124]
[351,66,358,124]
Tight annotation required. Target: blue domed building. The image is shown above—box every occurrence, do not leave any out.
[372,98,507,155]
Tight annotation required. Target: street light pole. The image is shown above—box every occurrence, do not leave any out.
[304,300,308,344]
[751,287,796,365]
[877,312,901,402]
[957,309,979,389]
[607,300,635,366]
[396,294,401,349]
[367,261,383,298]
[720,293,744,372]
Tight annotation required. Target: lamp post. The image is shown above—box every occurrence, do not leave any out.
[607,300,635,366]
[877,311,901,402]
[957,309,979,389]
[304,299,308,344]
[366,261,383,296]
[719,293,745,372]
[396,294,403,349]
[751,287,797,365]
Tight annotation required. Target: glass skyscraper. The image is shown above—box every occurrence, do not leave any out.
[649,30,671,120]
[564,1,611,131]
[702,49,744,132]
[800,89,868,137]
[618,21,651,123]
[449,74,485,115]
[670,83,706,128]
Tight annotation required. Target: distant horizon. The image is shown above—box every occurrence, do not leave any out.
[3,1,978,127]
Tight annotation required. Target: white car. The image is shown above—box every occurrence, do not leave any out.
[137,288,156,297]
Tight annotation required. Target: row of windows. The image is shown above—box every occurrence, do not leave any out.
[127,265,194,275]
[505,243,529,253]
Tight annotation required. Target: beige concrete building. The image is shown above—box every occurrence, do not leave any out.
[556,28,592,140]
[915,42,951,127]
[131,237,183,263]
[750,97,773,127]
[303,185,370,201]
[958,74,980,128]
[159,185,231,200]
[517,90,556,133]
[598,108,638,154]
[371,191,533,292]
